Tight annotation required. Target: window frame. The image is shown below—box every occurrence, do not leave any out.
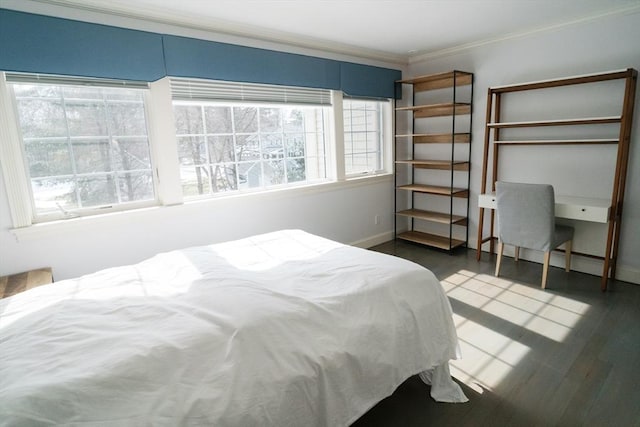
[342,97,393,178]
[2,73,159,224]
[0,73,393,230]
[172,99,332,199]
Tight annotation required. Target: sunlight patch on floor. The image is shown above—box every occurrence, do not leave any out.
[442,269,591,394]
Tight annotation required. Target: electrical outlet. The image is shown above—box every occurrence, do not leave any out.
[374,214,380,225]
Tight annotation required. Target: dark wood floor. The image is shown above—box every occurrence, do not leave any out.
[353,241,640,427]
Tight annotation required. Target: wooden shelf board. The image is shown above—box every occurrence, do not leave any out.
[398,71,473,91]
[397,231,466,250]
[487,116,621,128]
[495,138,619,145]
[394,133,470,144]
[396,159,469,171]
[397,184,469,197]
[489,68,634,94]
[396,209,467,225]
[397,103,471,118]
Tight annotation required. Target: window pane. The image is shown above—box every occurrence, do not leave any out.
[62,86,104,99]
[66,102,107,136]
[118,171,154,202]
[174,100,327,197]
[238,162,262,189]
[234,107,258,132]
[211,164,238,192]
[77,174,117,207]
[72,139,111,173]
[284,108,304,132]
[108,102,148,136]
[113,138,152,171]
[17,99,67,138]
[260,108,282,132]
[174,105,204,134]
[264,160,285,185]
[263,134,284,159]
[31,177,77,213]
[208,136,234,163]
[236,134,260,161]
[181,165,212,196]
[11,81,155,218]
[24,140,72,177]
[287,158,306,183]
[285,134,305,158]
[343,99,386,175]
[178,136,206,166]
[103,88,143,101]
[205,106,233,133]
[14,84,61,98]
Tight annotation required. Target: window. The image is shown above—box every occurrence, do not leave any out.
[173,103,327,197]
[0,73,391,228]
[7,77,154,220]
[343,99,388,176]
[170,78,330,198]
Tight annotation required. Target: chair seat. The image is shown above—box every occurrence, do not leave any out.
[494,181,575,289]
[553,224,574,248]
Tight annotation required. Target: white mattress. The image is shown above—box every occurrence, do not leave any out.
[0,230,466,426]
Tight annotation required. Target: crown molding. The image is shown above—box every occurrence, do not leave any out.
[7,0,409,67]
[408,2,640,64]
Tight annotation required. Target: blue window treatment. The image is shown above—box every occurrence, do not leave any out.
[162,35,341,91]
[0,9,401,99]
[0,9,166,82]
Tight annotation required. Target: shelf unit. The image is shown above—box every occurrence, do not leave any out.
[394,70,474,251]
[476,68,637,291]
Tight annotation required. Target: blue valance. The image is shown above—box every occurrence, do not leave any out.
[163,35,341,91]
[0,9,401,99]
[0,9,166,82]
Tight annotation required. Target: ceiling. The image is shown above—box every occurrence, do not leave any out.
[12,0,640,64]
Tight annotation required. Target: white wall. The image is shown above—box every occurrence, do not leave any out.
[407,10,640,283]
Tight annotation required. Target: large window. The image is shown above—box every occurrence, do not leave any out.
[343,99,387,176]
[8,79,154,220]
[1,73,392,227]
[173,102,327,197]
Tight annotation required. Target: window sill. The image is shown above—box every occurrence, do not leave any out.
[9,173,393,242]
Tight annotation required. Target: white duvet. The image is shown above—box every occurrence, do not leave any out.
[0,230,466,426]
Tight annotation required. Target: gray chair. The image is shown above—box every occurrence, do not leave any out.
[494,181,574,289]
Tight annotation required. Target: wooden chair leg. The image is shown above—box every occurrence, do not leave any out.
[565,240,572,272]
[541,251,551,289]
[514,246,520,261]
[495,242,504,277]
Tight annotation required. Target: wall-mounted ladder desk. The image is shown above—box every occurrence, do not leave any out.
[476,68,637,291]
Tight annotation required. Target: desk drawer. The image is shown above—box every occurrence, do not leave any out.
[555,203,609,223]
[478,194,497,209]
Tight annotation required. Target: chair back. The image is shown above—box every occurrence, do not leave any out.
[495,181,556,252]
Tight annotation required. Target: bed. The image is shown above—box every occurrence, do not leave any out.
[0,230,466,426]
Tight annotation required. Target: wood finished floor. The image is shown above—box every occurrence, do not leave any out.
[353,241,640,427]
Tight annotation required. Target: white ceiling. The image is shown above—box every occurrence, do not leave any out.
[13,0,640,64]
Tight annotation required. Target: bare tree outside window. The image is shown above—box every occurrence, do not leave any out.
[173,102,326,197]
[11,83,155,218]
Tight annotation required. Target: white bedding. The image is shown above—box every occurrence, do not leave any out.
[0,230,466,426]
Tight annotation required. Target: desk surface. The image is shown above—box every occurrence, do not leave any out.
[478,193,611,223]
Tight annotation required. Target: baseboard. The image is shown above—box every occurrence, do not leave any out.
[350,231,394,249]
[468,237,640,285]
[615,266,640,285]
